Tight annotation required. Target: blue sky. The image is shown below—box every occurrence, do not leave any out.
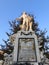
[0,0,49,45]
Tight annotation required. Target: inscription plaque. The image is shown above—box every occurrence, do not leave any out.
[17,38,37,62]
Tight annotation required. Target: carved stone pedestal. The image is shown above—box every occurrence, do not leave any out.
[13,30,41,65]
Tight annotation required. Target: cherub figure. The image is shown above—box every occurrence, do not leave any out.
[16,12,33,31]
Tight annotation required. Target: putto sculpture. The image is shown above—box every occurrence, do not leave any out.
[16,12,33,31]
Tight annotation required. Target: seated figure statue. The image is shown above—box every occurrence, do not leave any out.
[16,12,33,31]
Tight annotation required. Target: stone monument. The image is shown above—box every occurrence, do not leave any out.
[10,12,42,65]
[0,12,49,65]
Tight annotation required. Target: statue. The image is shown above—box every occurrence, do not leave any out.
[16,12,33,31]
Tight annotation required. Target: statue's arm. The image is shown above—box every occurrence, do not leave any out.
[16,18,21,20]
[16,15,23,21]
